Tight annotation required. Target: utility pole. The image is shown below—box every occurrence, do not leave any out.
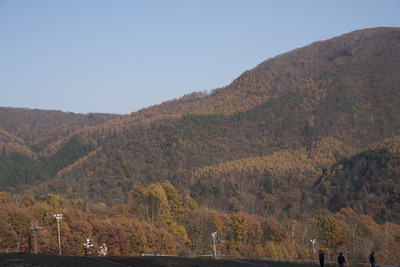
[54,214,63,256]
[30,222,42,254]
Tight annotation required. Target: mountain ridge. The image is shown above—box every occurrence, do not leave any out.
[2,28,400,262]
[1,27,400,221]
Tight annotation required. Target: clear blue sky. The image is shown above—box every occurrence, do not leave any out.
[1,1,399,114]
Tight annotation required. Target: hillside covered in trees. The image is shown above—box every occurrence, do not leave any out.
[1,27,400,265]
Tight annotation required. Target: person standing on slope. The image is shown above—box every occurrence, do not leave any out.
[319,250,325,267]
[369,251,375,267]
[337,252,346,266]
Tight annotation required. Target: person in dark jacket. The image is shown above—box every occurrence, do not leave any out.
[337,252,346,266]
[369,251,375,267]
[319,250,324,267]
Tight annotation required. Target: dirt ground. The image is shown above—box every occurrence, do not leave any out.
[0,253,324,267]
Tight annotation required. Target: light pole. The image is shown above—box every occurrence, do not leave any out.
[211,232,225,258]
[211,232,217,258]
[54,214,63,256]
[310,239,317,260]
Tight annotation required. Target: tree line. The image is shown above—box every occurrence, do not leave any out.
[1,181,400,265]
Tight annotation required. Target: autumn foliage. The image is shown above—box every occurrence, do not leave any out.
[1,186,400,265]
[1,28,400,265]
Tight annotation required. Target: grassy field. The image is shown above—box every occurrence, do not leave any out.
[0,253,334,266]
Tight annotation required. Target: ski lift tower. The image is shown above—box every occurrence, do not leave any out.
[211,232,225,258]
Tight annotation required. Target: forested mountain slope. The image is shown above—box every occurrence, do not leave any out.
[1,27,400,221]
[21,27,400,161]
[2,27,400,264]
[0,107,119,157]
